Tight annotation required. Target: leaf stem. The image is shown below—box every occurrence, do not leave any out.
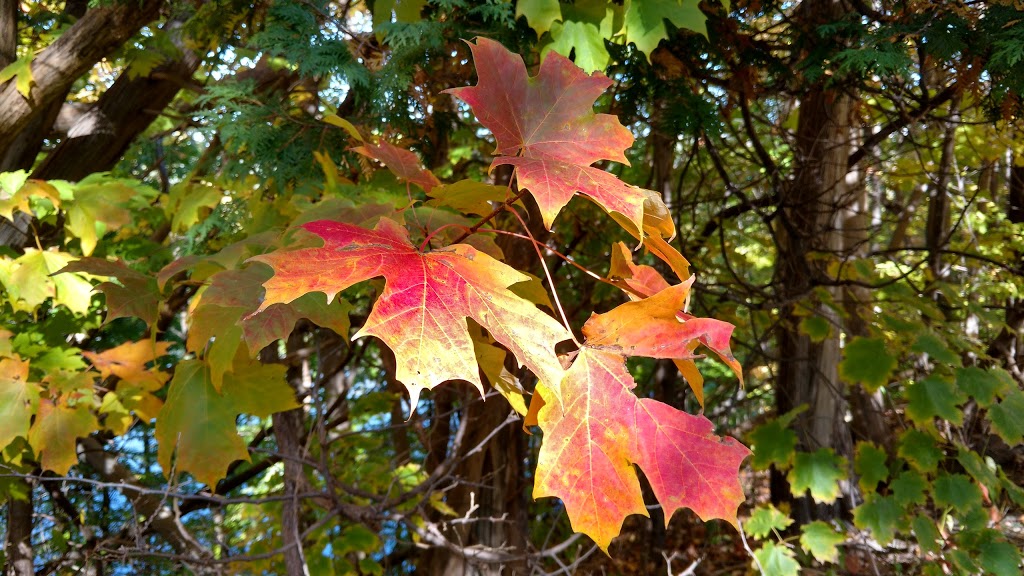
[449,186,529,245]
[503,204,582,348]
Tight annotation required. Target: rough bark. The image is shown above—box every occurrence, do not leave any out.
[0,0,163,154]
[771,0,856,523]
[5,482,33,576]
[0,0,15,69]
[33,19,199,181]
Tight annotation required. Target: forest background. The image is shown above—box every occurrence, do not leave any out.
[0,0,1023,574]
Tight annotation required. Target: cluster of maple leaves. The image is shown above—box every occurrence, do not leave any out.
[0,38,750,552]
[251,38,750,550]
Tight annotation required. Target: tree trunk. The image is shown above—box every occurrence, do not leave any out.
[5,483,34,576]
[770,0,856,523]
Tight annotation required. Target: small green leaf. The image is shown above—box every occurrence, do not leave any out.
[891,470,928,507]
[911,332,961,366]
[905,375,964,425]
[753,541,800,576]
[988,387,1024,446]
[853,494,902,545]
[840,336,896,391]
[747,406,804,470]
[427,180,509,217]
[933,473,983,511]
[0,54,34,98]
[898,428,944,473]
[800,521,844,564]
[978,537,1023,576]
[956,446,1000,497]
[854,441,888,492]
[911,515,943,555]
[745,504,792,539]
[789,449,845,504]
[799,315,831,342]
[955,366,1007,407]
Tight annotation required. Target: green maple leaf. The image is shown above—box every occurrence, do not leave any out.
[956,446,1001,497]
[978,537,1023,576]
[167,182,222,234]
[933,473,983,511]
[891,470,928,506]
[0,54,35,98]
[954,366,1008,407]
[800,521,844,564]
[624,0,708,60]
[753,541,799,576]
[544,0,620,73]
[517,0,562,37]
[799,315,831,342]
[988,387,1024,445]
[0,358,39,452]
[28,401,99,475]
[789,449,845,504]
[156,358,297,487]
[911,332,961,366]
[911,515,943,555]
[839,336,896,391]
[427,180,510,217]
[854,441,889,492]
[747,406,804,470]
[853,494,903,545]
[898,428,944,472]
[905,375,964,425]
[745,504,792,539]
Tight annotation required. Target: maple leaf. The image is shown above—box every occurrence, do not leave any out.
[534,348,749,551]
[58,257,161,326]
[446,38,658,234]
[81,340,171,391]
[156,357,297,486]
[0,357,39,452]
[353,139,440,193]
[250,217,571,407]
[29,400,99,475]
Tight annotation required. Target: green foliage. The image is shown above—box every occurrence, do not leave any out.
[745,504,792,539]
[788,449,845,504]
[753,541,800,576]
[839,336,896,391]
[799,521,844,564]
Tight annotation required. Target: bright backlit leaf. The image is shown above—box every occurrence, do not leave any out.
[623,0,709,58]
[251,218,571,407]
[800,521,844,564]
[745,504,792,539]
[753,541,799,576]
[534,347,748,551]
[0,357,38,452]
[446,38,654,234]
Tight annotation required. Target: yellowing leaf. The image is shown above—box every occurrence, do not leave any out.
[29,400,99,475]
[65,178,139,256]
[156,351,302,487]
[81,340,171,391]
[250,218,571,408]
[0,357,39,452]
[0,53,35,98]
[2,250,94,315]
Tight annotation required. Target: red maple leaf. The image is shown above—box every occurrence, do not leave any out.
[446,38,649,233]
[534,347,749,552]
